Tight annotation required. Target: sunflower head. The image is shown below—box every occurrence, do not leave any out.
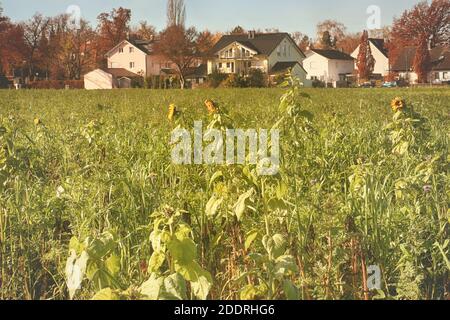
[168,104,177,121]
[34,118,42,126]
[391,97,405,112]
[204,99,218,114]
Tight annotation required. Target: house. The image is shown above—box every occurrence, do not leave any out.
[391,46,450,84]
[207,32,310,86]
[185,64,208,88]
[303,49,355,86]
[84,68,141,90]
[351,38,389,77]
[104,39,174,77]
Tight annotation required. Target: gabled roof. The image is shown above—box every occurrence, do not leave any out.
[309,49,354,61]
[430,46,450,71]
[369,38,388,57]
[102,68,140,78]
[211,33,304,57]
[270,61,306,75]
[186,64,207,78]
[105,39,155,57]
[391,46,450,72]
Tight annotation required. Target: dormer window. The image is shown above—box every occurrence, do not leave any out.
[119,48,124,53]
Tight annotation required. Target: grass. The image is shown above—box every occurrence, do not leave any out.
[0,87,448,300]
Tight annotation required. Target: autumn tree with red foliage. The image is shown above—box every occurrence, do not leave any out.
[0,6,26,78]
[154,25,198,89]
[356,30,375,82]
[390,0,450,64]
[413,36,432,83]
[96,7,131,67]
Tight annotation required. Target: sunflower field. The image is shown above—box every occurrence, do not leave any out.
[0,82,449,300]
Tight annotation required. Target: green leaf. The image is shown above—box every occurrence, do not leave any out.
[276,181,288,199]
[148,251,166,273]
[245,230,259,251]
[240,284,268,300]
[140,273,164,300]
[205,195,223,218]
[160,273,187,300]
[209,170,223,188]
[168,238,197,265]
[275,255,298,277]
[92,288,120,300]
[282,280,299,300]
[86,232,115,260]
[234,189,254,221]
[105,254,120,277]
[191,275,212,300]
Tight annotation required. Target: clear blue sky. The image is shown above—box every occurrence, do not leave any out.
[1,0,421,36]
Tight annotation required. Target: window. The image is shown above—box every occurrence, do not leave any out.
[219,63,223,69]
[129,47,134,53]
[227,62,231,69]
[119,48,124,53]
[443,72,449,80]
[130,62,135,68]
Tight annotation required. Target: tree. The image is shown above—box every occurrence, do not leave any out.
[230,26,245,34]
[96,7,131,66]
[167,0,186,27]
[21,13,50,80]
[337,32,361,54]
[291,32,311,51]
[196,30,217,62]
[154,25,197,89]
[356,30,375,82]
[131,21,157,40]
[320,31,333,49]
[413,36,431,83]
[316,20,346,49]
[390,0,450,63]
[0,7,26,78]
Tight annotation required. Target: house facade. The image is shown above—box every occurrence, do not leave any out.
[351,38,389,77]
[207,32,310,85]
[104,39,174,77]
[303,49,355,86]
[391,46,450,84]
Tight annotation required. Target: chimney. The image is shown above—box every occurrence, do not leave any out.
[248,30,255,39]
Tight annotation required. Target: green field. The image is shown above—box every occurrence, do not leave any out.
[0,86,449,300]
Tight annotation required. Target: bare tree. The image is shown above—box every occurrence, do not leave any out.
[167,0,186,27]
[21,13,50,80]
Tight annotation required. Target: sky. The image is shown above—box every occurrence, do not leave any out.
[1,0,422,36]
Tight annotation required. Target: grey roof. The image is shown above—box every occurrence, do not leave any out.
[128,39,154,55]
[369,38,388,57]
[186,64,207,78]
[309,49,354,61]
[102,68,140,78]
[391,46,450,72]
[270,61,303,74]
[211,33,302,56]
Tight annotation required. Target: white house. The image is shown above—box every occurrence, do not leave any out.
[104,39,174,77]
[84,68,141,90]
[303,49,355,86]
[208,32,310,86]
[391,46,450,84]
[351,38,389,77]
